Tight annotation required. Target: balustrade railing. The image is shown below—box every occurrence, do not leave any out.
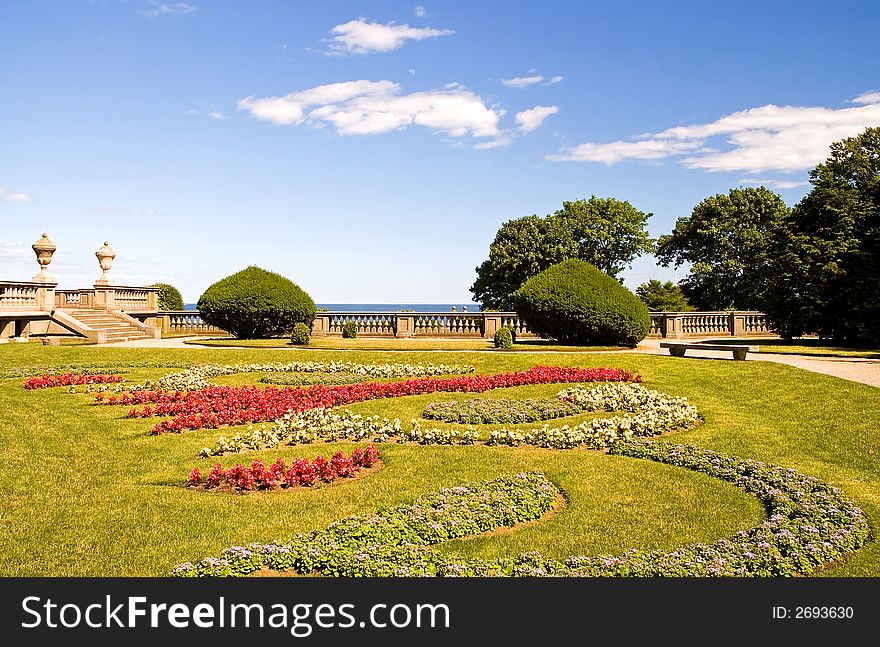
[0,282,41,310]
[158,311,224,336]
[112,287,156,312]
[648,311,768,338]
[329,313,397,336]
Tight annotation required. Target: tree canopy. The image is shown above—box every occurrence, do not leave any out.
[635,280,694,312]
[149,283,185,311]
[471,196,653,310]
[656,187,789,310]
[762,127,880,344]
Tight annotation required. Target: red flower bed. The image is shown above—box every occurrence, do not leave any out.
[97,366,639,434]
[188,444,380,491]
[24,373,125,390]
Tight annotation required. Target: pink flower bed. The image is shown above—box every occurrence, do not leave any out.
[188,444,381,491]
[96,366,639,434]
[24,373,125,390]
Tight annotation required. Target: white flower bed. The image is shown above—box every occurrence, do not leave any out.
[125,361,476,393]
[200,382,700,456]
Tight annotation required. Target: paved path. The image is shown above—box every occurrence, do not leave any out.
[634,338,880,388]
[112,336,880,388]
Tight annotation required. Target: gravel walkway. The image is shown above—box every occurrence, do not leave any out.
[112,336,880,388]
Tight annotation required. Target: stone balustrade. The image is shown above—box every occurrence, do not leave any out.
[154,311,225,336]
[152,309,771,340]
[0,281,45,311]
[109,287,158,313]
[649,311,769,338]
[311,311,534,339]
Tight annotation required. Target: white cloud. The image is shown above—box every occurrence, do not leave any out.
[501,74,563,88]
[0,241,27,259]
[515,105,558,134]
[208,110,226,120]
[851,90,880,105]
[327,18,453,54]
[501,75,544,89]
[0,187,31,204]
[474,137,512,150]
[139,2,197,17]
[549,92,880,173]
[239,80,502,138]
[548,139,705,164]
[415,6,427,17]
[738,178,809,190]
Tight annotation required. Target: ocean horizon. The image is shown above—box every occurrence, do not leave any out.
[184,303,482,313]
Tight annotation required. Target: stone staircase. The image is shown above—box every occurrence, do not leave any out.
[64,310,154,343]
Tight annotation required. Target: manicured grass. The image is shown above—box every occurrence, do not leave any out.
[0,343,878,576]
[184,336,625,352]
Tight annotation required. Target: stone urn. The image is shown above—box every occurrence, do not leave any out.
[31,233,57,283]
[95,241,116,285]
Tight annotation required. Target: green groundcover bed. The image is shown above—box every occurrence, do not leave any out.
[0,344,877,576]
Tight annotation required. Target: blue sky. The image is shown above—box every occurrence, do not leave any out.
[2,0,879,303]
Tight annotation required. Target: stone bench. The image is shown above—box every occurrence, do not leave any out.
[660,342,759,361]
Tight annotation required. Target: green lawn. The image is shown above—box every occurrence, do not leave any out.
[0,343,877,576]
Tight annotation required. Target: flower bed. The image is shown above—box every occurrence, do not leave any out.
[126,361,478,393]
[199,382,695,457]
[173,472,559,576]
[173,442,869,577]
[106,366,639,435]
[188,445,380,491]
[259,371,372,387]
[422,397,584,424]
[23,373,125,390]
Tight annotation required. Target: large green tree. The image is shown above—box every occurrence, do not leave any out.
[149,282,185,311]
[471,196,653,310]
[762,127,880,344]
[656,187,789,310]
[635,280,694,312]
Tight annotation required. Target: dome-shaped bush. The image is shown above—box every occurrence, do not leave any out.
[197,266,316,339]
[513,259,650,347]
[289,322,311,346]
[493,326,513,348]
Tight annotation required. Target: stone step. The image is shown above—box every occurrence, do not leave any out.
[104,329,146,337]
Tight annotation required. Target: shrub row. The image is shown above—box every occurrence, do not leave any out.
[259,372,370,387]
[423,397,584,424]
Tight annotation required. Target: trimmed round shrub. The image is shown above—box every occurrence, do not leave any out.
[493,327,513,349]
[513,259,650,347]
[341,322,358,339]
[290,322,311,346]
[501,324,517,343]
[197,266,316,339]
[149,283,184,311]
